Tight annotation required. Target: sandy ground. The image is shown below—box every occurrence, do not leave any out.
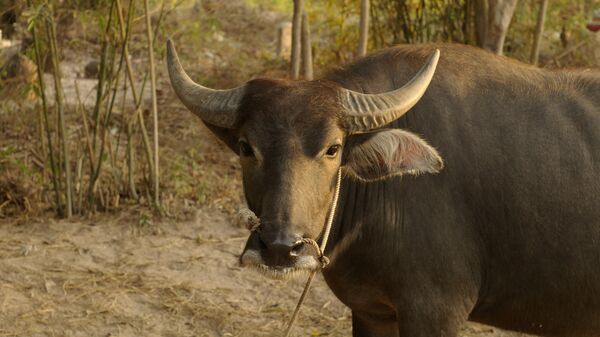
[0,209,531,337]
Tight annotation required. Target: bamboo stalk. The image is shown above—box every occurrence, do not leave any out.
[74,81,96,174]
[126,121,139,200]
[91,0,115,154]
[115,0,155,196]
[118,54,138,200]
[36,98,46,176]
[98,184,106,210]
[106,128,116,172]
[133,1,166,108]
[115,0,136,183]
[90,15,129,201]
[116,1,166,114]
[143,0,160,208]
[112,76,126,173]
[76,152,84,213]
[46,3,73,218]
[83,2,116,209]
[28,0,62,216]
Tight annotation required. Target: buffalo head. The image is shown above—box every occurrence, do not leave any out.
[167,40,443,278]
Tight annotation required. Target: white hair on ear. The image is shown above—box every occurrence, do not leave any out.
[345,129,443,181]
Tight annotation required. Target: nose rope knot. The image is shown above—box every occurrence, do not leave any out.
[300,237,330,268]
[236,168,343,336]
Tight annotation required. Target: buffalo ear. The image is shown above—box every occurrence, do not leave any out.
[343,129,443,181]
[203,122,239,154]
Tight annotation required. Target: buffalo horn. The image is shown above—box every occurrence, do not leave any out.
[166,39,245,128]
[339,49,440,133]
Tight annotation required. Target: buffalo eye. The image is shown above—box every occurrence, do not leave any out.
[326,144,341,158]
[239,141,254,157]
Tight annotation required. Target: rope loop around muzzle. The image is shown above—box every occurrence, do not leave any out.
[236,168,343,336]
[236,168,342,268]
[236,211,331,267]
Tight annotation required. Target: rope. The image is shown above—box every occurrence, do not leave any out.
[283,168,342,337]
[318,168,343,255]
[237,168,343,337]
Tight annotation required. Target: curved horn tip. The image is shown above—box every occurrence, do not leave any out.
[430,49,440,65]
[339,48,441,133]
[166,38,176,59]
[422,49,440,73]
[166,37,244,129]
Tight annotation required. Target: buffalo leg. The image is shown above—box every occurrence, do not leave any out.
[352,310,399,337]
[395,303,466,337]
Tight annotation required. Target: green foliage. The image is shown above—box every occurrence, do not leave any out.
[370,0,475,45]
[506,0,600,66]
[23,3,46,32]
[245,0,292,13]
[308,0,476,67]
[308,0,360,66]
[308,0,598,68]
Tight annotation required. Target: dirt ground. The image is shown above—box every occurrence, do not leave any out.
[0,209,531,337]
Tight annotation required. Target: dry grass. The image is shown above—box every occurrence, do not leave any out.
[0,0,289,218]
[0,209,352,337]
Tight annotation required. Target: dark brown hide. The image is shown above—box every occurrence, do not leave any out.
[171,43,600,337]
[324,44,600,337]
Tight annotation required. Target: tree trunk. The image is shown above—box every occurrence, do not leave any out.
[290,0,303,79]
[475,0,518,55]
[530,0,548,65]
[301,11,313,80]
[474,0,489,48]
[357,0,369,57]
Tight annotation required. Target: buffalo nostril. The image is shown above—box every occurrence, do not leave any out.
[290,241,304,256]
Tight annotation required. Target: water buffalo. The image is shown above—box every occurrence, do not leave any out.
[167,40,600,337]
